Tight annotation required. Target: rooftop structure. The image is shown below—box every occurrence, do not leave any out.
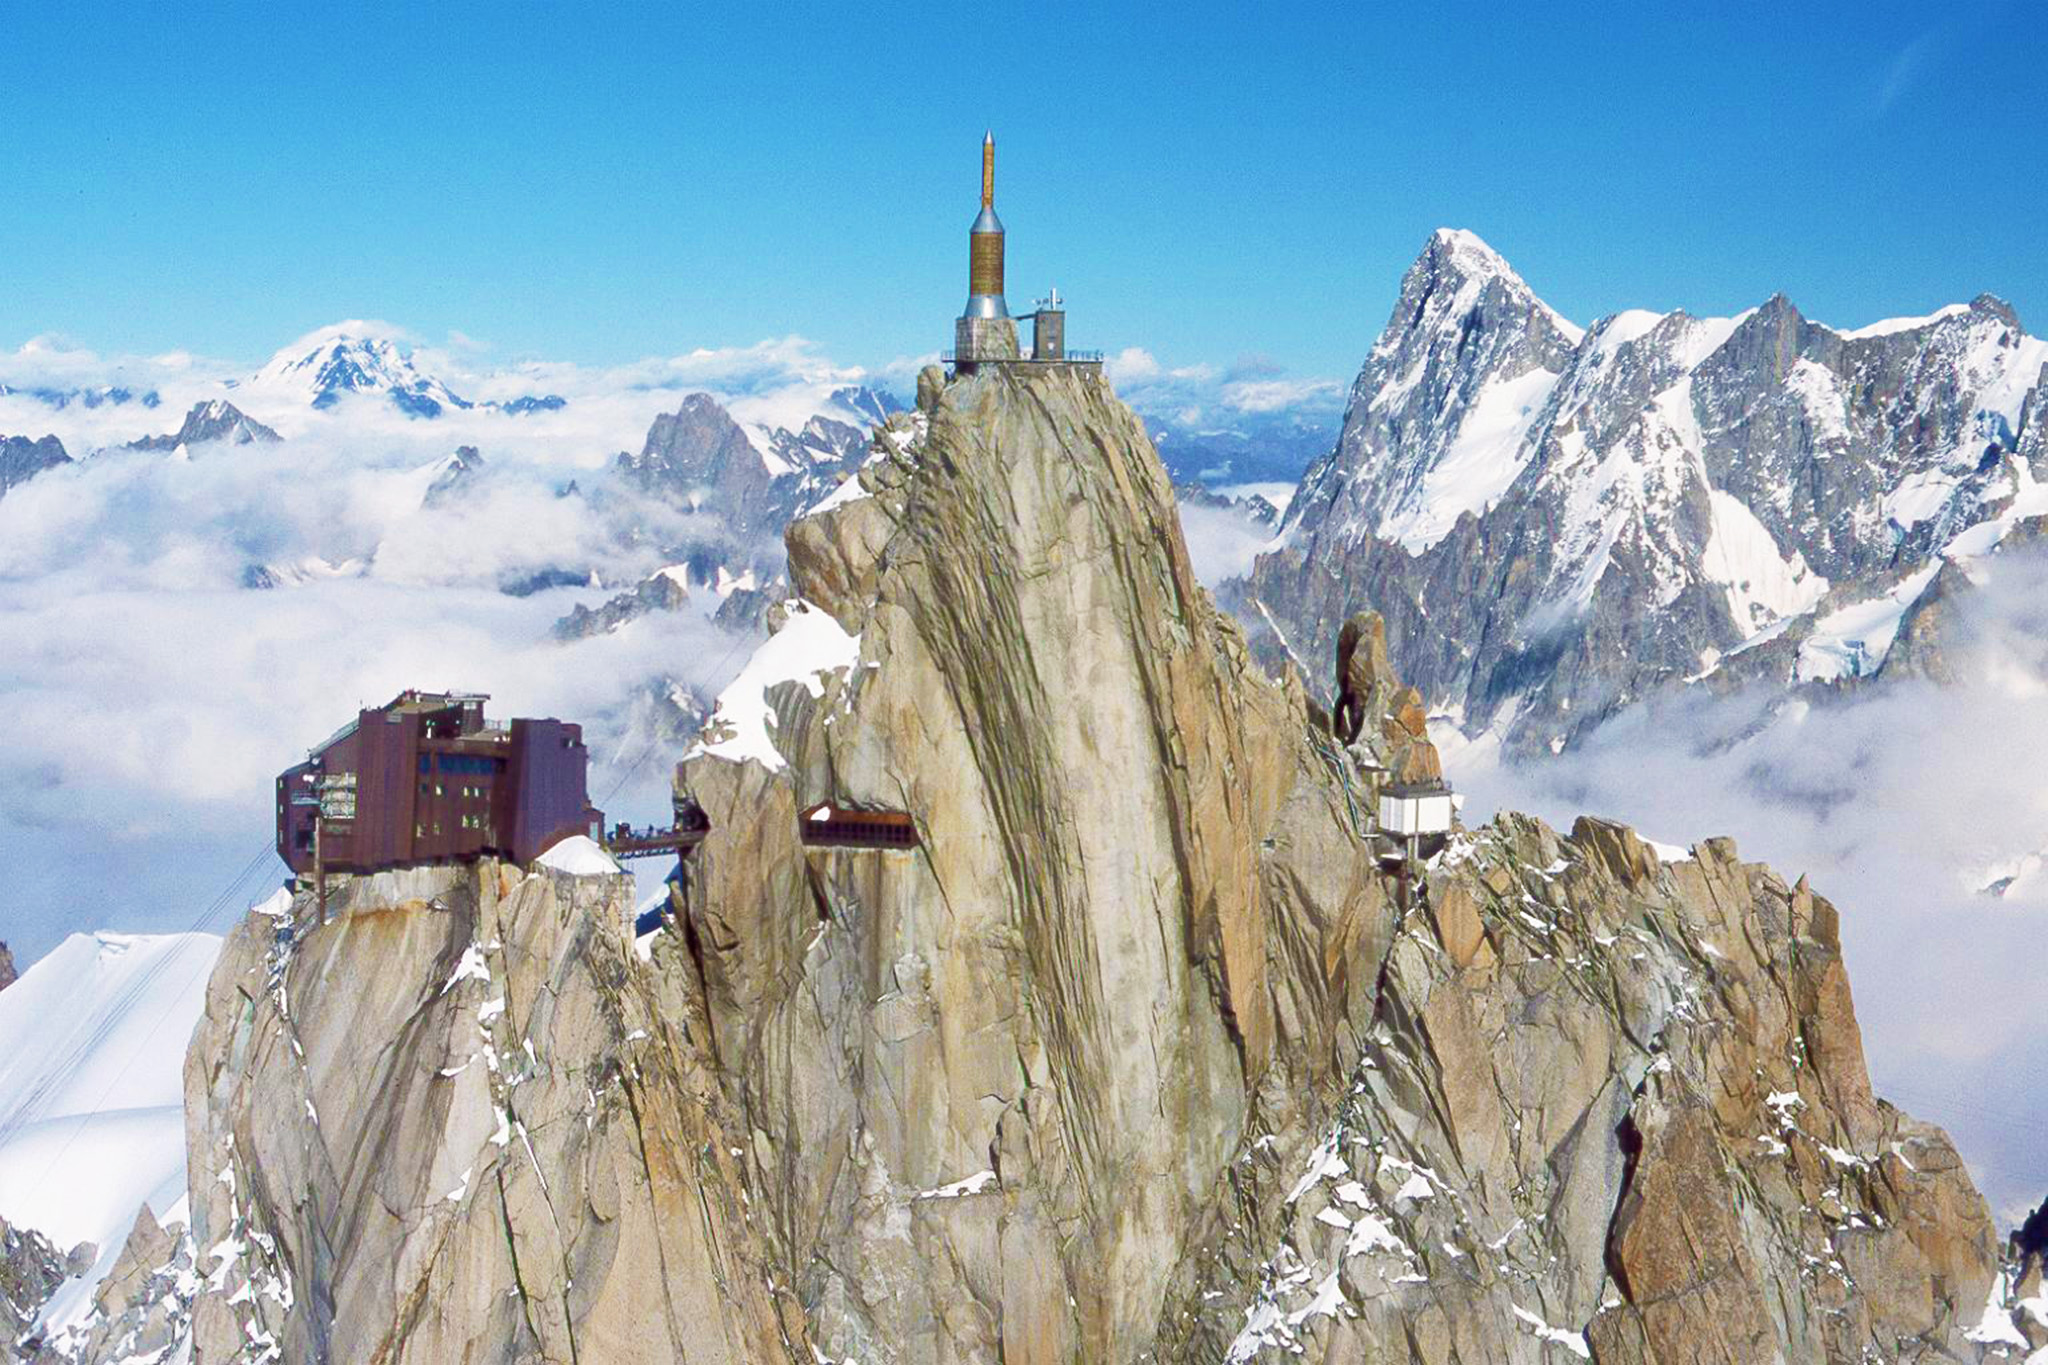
[275,689,600,878]
[949,134,1102,373]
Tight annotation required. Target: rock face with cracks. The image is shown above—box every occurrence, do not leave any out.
[156,361,2001,1364]
[180,862,804,1363]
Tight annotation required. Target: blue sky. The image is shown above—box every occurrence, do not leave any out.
[2,2,2042,381]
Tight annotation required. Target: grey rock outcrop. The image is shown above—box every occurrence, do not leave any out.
[0,434,71,497]
[552,567,691,641]
[620,393,763,516]
[33,1205,199,1365]
[680,361,1386,1361]
[126,400,280,452]
[421,443,485,508]
[1237,230,2048,755]
[1179,480,1283,526]
[1164,821,1996,1362]
[618,389,896,539]
[164,359,2004,1363]
[0,941,14,992]
[2,1215,66,1349]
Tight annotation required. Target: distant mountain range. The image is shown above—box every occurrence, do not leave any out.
[1236,228,2048,755]
[1145,406,1338,489]
[0,383,158,410]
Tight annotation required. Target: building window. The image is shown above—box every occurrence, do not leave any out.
[418,755,430,775]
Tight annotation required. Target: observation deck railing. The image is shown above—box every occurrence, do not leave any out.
[940,348,1106,365]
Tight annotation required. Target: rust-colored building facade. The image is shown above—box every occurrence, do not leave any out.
[276,690,601,875]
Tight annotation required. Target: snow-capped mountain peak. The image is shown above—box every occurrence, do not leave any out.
[1426,226,1520,285]
[1288,229,1585,551]
[1832,301,1973,340]
[249,323,472,418]
[1415,227,1585,345]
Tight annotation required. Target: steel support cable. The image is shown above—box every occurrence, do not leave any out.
[0,841,279,1166]
[0,843,267,1144]
[1878,1082,2048,1140]
[598,625,757,811]
[0,843,273,1145]
[1307,728,1371,841]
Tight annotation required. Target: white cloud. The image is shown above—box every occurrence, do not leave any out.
[1177,500,1278,588]
[1221,375,1345,414]
[1107,346,1161,383]
[1873,31,1939,114]
[1108,349,1343,431]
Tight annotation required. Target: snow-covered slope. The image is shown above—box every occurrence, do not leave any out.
[0,929,223,1336]
[1242,229,2048,755]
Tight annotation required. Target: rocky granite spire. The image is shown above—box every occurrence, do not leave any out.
[135,360,2006,1364]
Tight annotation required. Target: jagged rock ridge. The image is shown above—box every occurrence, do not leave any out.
[2,1216,67,1348]
[1238,228,2048,754]
[0,435,71,498]
[131,361,2005,1364]
[0,385,159,411]
[552,566,693,640]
